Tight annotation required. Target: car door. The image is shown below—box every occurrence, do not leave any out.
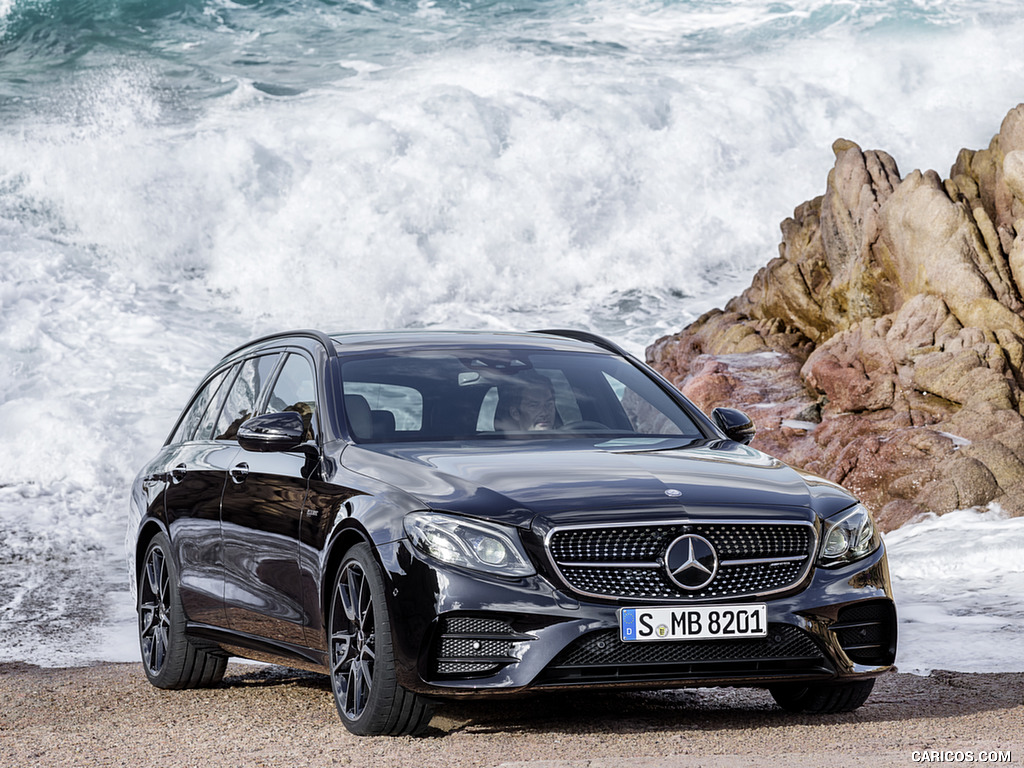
[162,364,239,628]
[219,351,316,647]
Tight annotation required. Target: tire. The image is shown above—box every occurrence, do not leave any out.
[328,543,433,736]
[769,678,876,714]
[138,532,226,689]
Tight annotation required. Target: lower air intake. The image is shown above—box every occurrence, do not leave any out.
[432,615,531,677]
[831,600,897,666]
[538,624,830,685]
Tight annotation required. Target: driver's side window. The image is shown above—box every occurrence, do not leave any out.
[264,353,319,442]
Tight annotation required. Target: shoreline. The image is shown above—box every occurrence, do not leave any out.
[2,662,1021,767]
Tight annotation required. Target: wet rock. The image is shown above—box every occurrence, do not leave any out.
[648,104,1024,529]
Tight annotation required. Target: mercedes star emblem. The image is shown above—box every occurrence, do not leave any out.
[664,534,718,590]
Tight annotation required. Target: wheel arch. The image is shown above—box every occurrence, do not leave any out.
[134,520,171,583]
[320,523,377,630]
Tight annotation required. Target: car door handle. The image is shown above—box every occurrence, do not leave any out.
[229,463,249,484]
[170,463,188,484]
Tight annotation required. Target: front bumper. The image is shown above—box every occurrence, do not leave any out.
[377,540,896,698]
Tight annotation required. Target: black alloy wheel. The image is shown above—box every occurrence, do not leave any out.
[328,543,432,736]
[139,541,172,676]
[138,533,226,689]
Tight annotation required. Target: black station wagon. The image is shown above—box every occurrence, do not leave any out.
[127,329,897,735]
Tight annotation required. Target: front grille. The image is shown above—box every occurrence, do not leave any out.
[549,524,810,561]
[831,600,897,666]
[432,615,533,677]
[546,520,816,602]
[539,624,830,685]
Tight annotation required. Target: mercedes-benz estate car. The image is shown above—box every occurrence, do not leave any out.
[127,329,896,736]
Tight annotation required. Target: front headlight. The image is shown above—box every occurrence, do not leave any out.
[404,511,536,577]
[818,504,880,567]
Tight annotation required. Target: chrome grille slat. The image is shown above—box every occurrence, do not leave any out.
[721,554,807,566]
[557,560,662,569]
[546,519,817,602]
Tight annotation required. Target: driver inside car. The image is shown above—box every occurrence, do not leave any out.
[494,372,557,431]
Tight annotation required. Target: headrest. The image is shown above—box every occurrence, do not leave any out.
[344,394,372,440]
[371,409,396,438]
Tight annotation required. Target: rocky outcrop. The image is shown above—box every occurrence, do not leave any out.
[648,104,1024,530]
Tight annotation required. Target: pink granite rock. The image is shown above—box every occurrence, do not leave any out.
[648,105,1024,530]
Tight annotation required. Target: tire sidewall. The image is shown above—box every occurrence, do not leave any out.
[138,531,188,688]
[328,542,400,735]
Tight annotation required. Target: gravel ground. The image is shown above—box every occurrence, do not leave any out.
[1,663,1021,768]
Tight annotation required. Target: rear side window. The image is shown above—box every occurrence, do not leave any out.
[169,368,229,445]
[194,364,238,441]
[214,354,281,441]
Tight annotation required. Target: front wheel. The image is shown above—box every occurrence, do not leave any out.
[769,678,876,714]
[328,543,433,736]
[138,532,226,689]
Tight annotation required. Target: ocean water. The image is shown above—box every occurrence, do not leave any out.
[2,0,1024,671]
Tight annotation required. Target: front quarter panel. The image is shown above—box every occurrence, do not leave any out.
[298,441,428,651]
[332,444,432,545]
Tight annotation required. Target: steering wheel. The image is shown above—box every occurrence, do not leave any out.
[561,420,609,432]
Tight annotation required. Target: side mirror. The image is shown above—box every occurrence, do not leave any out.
[237,411,307,453]
[711,407,756,445]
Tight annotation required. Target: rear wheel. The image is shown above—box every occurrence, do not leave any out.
[328,543,433,736]
[138,532,226,689]
[769,678,876,714]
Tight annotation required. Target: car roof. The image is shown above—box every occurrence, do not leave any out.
[328,329,616,355]
[217,328,628,365]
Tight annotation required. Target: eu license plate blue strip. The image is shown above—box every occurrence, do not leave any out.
[621,608,637,640]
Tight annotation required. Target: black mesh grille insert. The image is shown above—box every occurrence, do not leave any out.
[831,600,897,666]
[432,615,529,678]
[436,661,501,675]
[438,637,514,658]
[548,521,814,601]
[539,624,829,685]
[558,625,821,665]
[442,616,520,635]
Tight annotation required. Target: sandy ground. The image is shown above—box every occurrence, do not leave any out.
[1,662,1021,768]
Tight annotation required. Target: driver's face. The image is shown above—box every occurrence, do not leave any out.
[512,384,556,431]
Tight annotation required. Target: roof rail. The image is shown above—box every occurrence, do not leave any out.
[531,328,631,358]
[220,329,338,362]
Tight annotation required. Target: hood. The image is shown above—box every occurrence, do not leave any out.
[340,437,857,528]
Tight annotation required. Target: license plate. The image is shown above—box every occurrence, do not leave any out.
[620,604,767,642]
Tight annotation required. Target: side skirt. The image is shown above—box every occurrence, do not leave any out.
[187,623,329,674]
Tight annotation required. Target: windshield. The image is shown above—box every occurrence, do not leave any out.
[339,347,705,444]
